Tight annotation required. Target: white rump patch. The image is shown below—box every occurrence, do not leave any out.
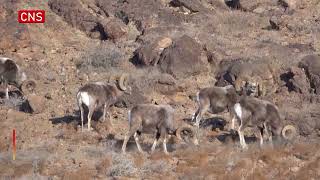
[234,103,242,119]
[0,57,9,63]
[78,92,90,107]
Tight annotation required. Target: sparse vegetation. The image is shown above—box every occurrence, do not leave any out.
[1,0,320,179]
[107,153,138,177]
[76,43,124,73]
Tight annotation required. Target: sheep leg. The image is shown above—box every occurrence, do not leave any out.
[264,123,273,147]
[163,135,169,155]
[122,127,138,153]
[102,104,107,122]
[258,127,264,146]
[79,104,84,132]
[122,135,129,153]
[151,133,160,153]
[122,132,132,153]
[5,86,9,99]
[192,108,200,122]
[151,139,158,153]
[238,121,248,149]
[163,135,172,154]
[87,104,96,131]
[194,104,209,128]
[238,129,247,149]
[87,110,93,131]
[231,116,236,130]
[4,81,9,99]
[159,128,169,154]
[134,132,144,153]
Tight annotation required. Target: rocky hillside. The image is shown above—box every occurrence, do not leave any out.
[0,0,319,179]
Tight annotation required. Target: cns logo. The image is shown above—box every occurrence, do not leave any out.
[18,10,45,23]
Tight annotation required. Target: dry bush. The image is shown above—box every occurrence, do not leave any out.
[107,152,138,177]
[76,43,125,73]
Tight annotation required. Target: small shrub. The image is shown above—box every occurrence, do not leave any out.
[107,153,138,177]
[76,43,124,73]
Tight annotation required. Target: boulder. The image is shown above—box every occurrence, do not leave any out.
[159,35,208,79]
[97,0,184,32]
[279,0,297,10]
[27,94,46,114]
[169,0,206,13]
[154,73,178,95]
[102,18,127,41]
[133,37,173,66]
[287,67,310,94]
[224,0,241,9]
[133,43,159,66]
[49,0,104,39]
[49,0,127,41]
[299,54,320,94]
[269,16,281,30]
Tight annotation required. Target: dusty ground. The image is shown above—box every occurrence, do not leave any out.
[0,0,320,179]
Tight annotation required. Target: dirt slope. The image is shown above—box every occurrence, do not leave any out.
[0,0,319,179]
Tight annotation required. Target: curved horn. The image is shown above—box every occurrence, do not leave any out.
[21,79,36,94]
[282,125,297,140]
[175,125,195,141]
[118,73,128,91]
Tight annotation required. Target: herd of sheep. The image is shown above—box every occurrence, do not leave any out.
[0,56,296,155]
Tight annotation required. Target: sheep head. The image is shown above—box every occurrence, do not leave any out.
[108,73,132,95]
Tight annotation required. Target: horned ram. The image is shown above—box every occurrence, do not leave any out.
[77,74,131,131]
[122,104,198,154]
[192,85,239,129]
[233,96,297,149]
[0,57,35,99]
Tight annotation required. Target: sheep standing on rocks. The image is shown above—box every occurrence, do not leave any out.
[0,57,27,99]
[77,74,131,131]
[233,96,297,149]
[192,85,239,129]
[122,104,197,154]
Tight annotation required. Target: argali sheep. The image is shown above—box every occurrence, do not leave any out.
[216,59,277,97]
[192,85,239,129]
[233,96,296,149]
[0,57,33,99]
[77,74,132,131]
[122,104,198,154]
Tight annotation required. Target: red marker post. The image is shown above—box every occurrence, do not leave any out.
[12,129,16,160]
